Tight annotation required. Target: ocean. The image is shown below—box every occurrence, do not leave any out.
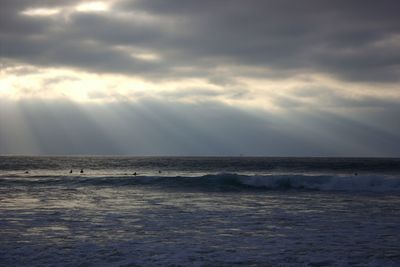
[1,156,399,266]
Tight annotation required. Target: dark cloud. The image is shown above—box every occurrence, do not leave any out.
[158,87,249,101]
[0,0,76,34]
[117,0,400,81]
[280,86,400,109]
[1,0,400,82]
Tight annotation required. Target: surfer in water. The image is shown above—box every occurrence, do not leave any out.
[80,169,84,174]
[69,169,73,174]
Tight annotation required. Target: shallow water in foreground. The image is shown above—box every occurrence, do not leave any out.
[1,183,400,266]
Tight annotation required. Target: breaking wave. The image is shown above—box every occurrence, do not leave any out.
[1,173,400,192]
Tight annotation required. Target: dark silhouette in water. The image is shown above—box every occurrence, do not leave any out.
[69,169,73,174]
[159,170,162,174]
[133,172,137,176]
[80,169,84,174]
[24,171,29,174]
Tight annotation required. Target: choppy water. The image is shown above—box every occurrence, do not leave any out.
[1,156,400,266]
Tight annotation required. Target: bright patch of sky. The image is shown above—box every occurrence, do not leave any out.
[75,2,109,12]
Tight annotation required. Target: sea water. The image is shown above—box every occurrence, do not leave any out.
[0,156,399,266]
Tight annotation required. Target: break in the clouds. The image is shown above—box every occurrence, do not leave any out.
[1,0,400,156]
[1,0,400,82]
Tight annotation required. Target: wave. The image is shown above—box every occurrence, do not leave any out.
[1,173,400,192]
[237,174,400,192]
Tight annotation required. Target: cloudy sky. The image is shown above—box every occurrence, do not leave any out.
[1,0,400,156]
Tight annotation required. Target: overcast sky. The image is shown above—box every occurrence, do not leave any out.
[1,0,400,156]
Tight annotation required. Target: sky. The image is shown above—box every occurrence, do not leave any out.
[1,0,400,156]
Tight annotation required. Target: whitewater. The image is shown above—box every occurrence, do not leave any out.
[1,156,399,266]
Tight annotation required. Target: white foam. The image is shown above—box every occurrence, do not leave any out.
[238,174,400,192]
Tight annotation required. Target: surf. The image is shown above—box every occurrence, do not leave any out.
[1,173,399,192]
